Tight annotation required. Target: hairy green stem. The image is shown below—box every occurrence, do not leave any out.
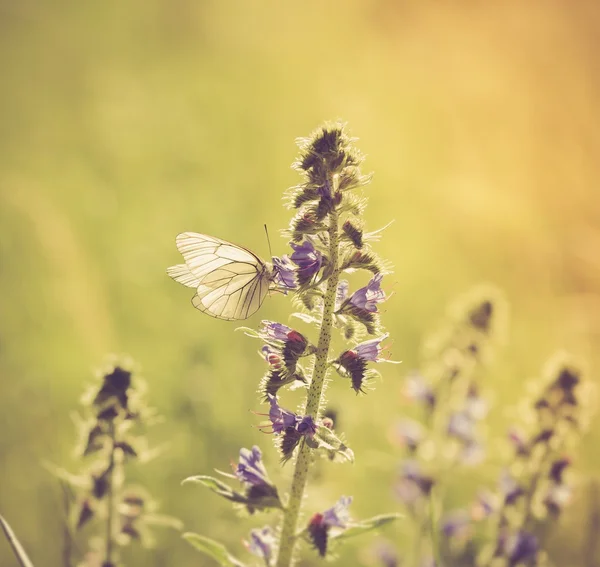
[275,207,340,567]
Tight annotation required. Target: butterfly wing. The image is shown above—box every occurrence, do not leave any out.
[168,232,271,320]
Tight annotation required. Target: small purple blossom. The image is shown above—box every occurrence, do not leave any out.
[307,496,353,557]
[471,490,498,520]
[235,446,271,487]
[397,460,434,502]
[245,526,276,564]
[508,427,529,456]
[297,415,317,438]
[390,418,424,451]
[355,333,390,362]
[404,372,436,408]
[337,334,395,393]
[544,482,571,515]
[371,540,399,567]
[506,531,538,566]
[322,495,352,528]
[267,394,299,433]
[260,320,293,342]
[441,510,471,539]
[272,255,297,289]
[348,273,385,312]
[549,457,570,483]
[290,239,322,284]
[499,470,524,505]
[447,411,476,443]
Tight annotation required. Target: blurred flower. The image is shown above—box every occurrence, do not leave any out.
[396,460,434,504]
[447,411,476,443]
[505,531,538,566]
[369,539,399,567]
[548,457,570,483]
[544,482,571,516]
[390,418,424,452]
[471,490,498,520]
[404,372,436,408]
[499,470,524,506]
[441,510,471,540]
[508,427,529,456]
[245,526,276,565]
[290,239,322,284]
[307,496,353,557]
[323,495,352,528]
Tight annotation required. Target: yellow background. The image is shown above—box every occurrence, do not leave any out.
[1,1,599,565]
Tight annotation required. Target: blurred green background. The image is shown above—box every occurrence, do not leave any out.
[1,1,599,565]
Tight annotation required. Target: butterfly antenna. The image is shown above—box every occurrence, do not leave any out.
[264,224,273,258]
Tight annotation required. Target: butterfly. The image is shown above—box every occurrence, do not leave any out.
[168,232,283,321]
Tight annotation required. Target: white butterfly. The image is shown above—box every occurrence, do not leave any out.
[167,232,279,321]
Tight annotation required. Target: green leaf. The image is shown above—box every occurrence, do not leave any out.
[182,475,247,504]
[182,533,246,566]
[312,425,355,463]
[0,514,35,567]
[330,513,403,543]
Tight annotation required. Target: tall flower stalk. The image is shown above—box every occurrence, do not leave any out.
[178,124,400,567]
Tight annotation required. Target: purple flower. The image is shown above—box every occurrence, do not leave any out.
[390,418,424,451]
[447,411,476,444]
[355,333,390,361]
[499,470,524,505]
[290,240,322,284]
[336,334,394,393]
[549,457,570,483]
[235,446,271,487]
[348,273,385,312]
[272,255,297,289]
[506,531,538,566]
[260,320,294,342]
[442,510,471,539]
[396,460,434,503]
[322,495,352,528]
[307,496,353,557]
[267,394,299,433]
[404,372,436,408]
[297,415,317,438]
[544,482,571,515]
[371,540,399,567]
[245,526,276,564]
[508,427,529,456]
[471,490,498,520]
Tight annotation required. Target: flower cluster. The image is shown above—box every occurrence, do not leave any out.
[50,360,179,567]
[178,124,401,567]
[471,355,589,567]
[253,320,312,399]
[393,288,504,525]
[386,289,591,567]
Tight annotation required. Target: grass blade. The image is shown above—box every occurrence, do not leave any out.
[0,514,35,567]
